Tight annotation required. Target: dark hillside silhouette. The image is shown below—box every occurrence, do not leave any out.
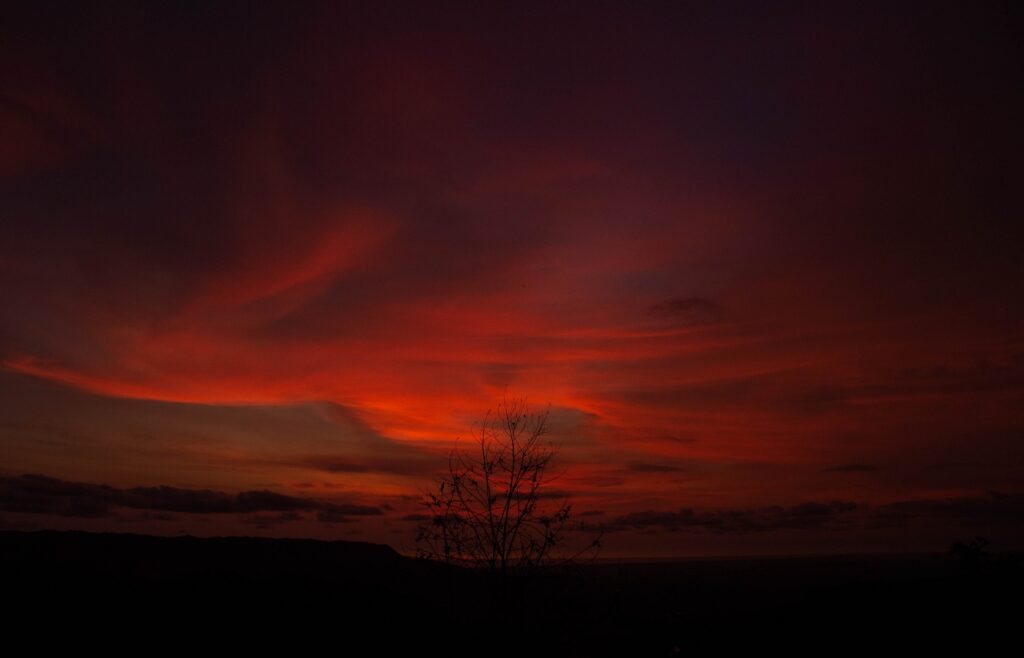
[4,530,1020,654]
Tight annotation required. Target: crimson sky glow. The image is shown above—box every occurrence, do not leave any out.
[2,2,1022,556]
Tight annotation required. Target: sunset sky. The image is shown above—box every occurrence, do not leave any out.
[2,2,1022,556]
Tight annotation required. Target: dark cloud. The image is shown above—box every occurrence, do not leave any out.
[0,474,117,518]
[896,357,1024,395]
[648,298,723,325]
[792,358,1024,410]
[569,475,625,488]
[307,460,366,473]
[659,436,698,445]
[0,473,381,521]
[315,510,356,524]
[594,364,1024,426]
[604,501,859,534]
[649,298,721,316]
[299,454,435,477]
[603,493,1024,535]
[512,489,573,501]
[824,464,878,473]
[609,377,778,410]
[870,492,1024,529]
[124,511,179,522]
[124,486,322,514]
[241,511,304,527]
[925,462,983,471]
[628,463,685,473]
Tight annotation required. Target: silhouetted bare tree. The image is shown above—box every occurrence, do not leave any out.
[415,397,601,580]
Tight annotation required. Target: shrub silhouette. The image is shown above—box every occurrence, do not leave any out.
[414,396,601,582]
[949,536,990,570]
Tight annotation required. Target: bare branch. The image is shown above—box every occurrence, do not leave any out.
[414,397,602,577]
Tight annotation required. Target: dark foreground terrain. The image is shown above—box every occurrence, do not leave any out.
[3,530,1020,654]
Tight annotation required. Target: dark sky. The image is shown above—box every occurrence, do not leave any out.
[2,1,1022,556]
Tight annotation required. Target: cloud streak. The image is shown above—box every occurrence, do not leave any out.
[601,493,1024,535]
[0,474,381,521]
